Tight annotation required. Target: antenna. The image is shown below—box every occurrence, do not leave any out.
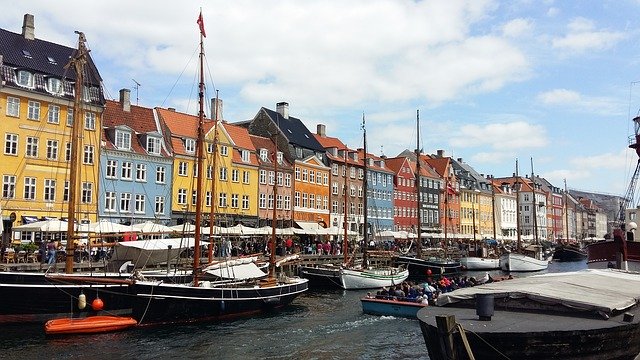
[132,79,141,105]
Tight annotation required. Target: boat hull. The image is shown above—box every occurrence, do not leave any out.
[553,246,587,262]
[340,267,409,290]
[587,240,640,271]
[418,305,640,360]
[499,253,548,272]
[45,316,137,335]
[130,278,309,324]
[298,265,343,288]
[459,257,500,270]
[361,297,426,318]
[0,272,132,324]
[394,255,462,278]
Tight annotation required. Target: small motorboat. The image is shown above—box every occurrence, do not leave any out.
[361,296,428,318]
[45,316,137,335]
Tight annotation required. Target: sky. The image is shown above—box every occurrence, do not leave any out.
[3,0,640,197]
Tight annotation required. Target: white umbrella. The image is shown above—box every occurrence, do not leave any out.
[13,219,69,232]
[131,221,176,233]
[169,223,198,233]
[80,220,138,234]
[222,224,261,235]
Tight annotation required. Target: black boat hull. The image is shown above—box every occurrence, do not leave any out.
[298,265,343,288]
[130,279,309,324]
[553,246,587,262]
[394,256,462,278]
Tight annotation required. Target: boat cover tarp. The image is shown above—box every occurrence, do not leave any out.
[110,238,195,266]
[436,269,640,316]
[204,262,266,280]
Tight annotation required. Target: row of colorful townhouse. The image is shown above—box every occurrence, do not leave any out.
[0,14,607,244]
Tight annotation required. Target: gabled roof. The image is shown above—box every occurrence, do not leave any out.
[221,122,255,151]
[385,156,414,178]
[262,107,324,152]
[314,133,345,150]
[155,107,215,157]
[249,134,293,170]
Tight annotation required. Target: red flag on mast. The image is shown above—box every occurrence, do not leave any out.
[197,12,206,37]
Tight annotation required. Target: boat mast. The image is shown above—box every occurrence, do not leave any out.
[415,110,422,259]
[564,178,569,241]
[515,159,521,252]
[192,20,206,286]
[343,146,349,264]
[491,175,497,240]
[361,114,368,268]
[530,158,538,245]
[268,134,278,279]
[208,90,220,262]
[65,31,88,274]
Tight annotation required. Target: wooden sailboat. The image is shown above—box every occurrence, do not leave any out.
[127,12,308,325]
[499,159,548,272]
[553,179,587,262]
[395,110,461,276]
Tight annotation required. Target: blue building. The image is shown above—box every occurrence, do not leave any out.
[98,89,172,225]
[362,151,395,234]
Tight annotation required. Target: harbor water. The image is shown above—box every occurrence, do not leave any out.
[0,261,586,360]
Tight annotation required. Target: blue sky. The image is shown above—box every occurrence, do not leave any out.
[3,0,640,196]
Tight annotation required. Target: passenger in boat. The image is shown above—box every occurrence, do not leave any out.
[377,287,389,299]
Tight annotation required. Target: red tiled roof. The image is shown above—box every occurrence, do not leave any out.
[313,133,345,150]
[222,123,256,151]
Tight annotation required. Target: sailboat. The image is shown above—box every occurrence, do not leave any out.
[299,115,408,289]
[395,110,462,277]
[0,27,135,324]
[552,179,587,262]
[127,12,308,324]
[499,159,549,272]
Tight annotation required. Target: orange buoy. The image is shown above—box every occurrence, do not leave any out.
[91,297,104,311]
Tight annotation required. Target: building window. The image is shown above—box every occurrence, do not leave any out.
[155,196,165,214]
[332,182,339,195]
[106,160,118,178]
[218,192,227,207]
[277,172,283,186]
[220,145,228,156]
[285,173,291,187]
[269,171,275,185]
[46,139,58,160]
[47,105,60,124]
[295,191,300,207]
[191,190,197,206]
[309,170,315,183]
[242,195,249,210]
[185,138,195,153]
[27,101,40,121]
[284,195,291,210]
[231,194,239,208]
[116,130,131,150]
[268,194,274,209]
[178,162,187,176]
[44,179,56,201]
[120,193,131,212]
[25,137,38,158]
[84,112,96,130]
[241,150,249,162]
[207,165,213,179]
[23,177,36,200]
[66,108,74,127]
[6,97,20,117]
[219,167,228,181]
[243,171,250,184]
[207,143,214,153]
[231,169,239,182]
[3,175,16,199]
[47,78,63,95]
[259,193,267,209]
[81,182,92,203]
[4,134,18,155]
[276,194,283,209]
[177,189,187,205]
[147,137,161,154]
[121,161,132,180]
[63,181,69,202]
[136,163,147,182]
[205,191,211,207]
[17,70,34,87]
[302,169,308,182]
[135,194,146,213]
[260,149,268,161]
[295,167,300,180]
[105,191,116,212]
[259,170,267,184]
[324,173,329,185]
[65,142,71,162]
[156,166,166,183]
[83,145,94,164]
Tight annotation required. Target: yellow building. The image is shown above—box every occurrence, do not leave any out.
[0,15,104,238]
[156,108,259,226]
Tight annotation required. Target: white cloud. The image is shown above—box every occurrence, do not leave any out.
[537,89,581,104]
[502,18,534,38]
[450,121,548,149]
[546,7,560,17]
[537,89,624,116]
[551,17,626,53]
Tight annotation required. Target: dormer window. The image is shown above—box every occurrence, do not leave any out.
[260,149,268,161]
[220,145,228,156]
[47,78,63,95]
[17,70,34,88]
[147,137,161,155]
[277,152,283,164]
[185,138,196,153]
[22,50,32,58]
[47,56,57,65]
[115,130,131,150]
[330,148,337,156]
[353,153,358,162]
[241,150,250,163]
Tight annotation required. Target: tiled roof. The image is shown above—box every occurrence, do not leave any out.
[156,107,215,157]
[262,108,324,152]
[222,122,256,151]
[314,133,345,150]
[384,157,412,176]
[249,134,293,170]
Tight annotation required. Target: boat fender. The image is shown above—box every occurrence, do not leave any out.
[220,300,225,312]
[92,297,104,311]
[78,291,86,310]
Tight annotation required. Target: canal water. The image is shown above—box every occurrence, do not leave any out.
[0,261,586,360]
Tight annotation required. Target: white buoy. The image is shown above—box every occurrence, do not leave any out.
[78,291,86,310]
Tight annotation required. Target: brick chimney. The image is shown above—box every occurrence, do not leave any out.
[317,124,326,137]
[436,149,444,158]
[22,14,35,40]
[119,89,131,112]
[276,102,289,119]
[211,98,223,121]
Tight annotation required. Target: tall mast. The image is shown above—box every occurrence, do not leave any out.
[564,178,569,241]
[268,135,278,279]
[65,31,88,274]
[415,109,422,258]
[491,175,497,240]
[530,157,538,244]
[361,114,368,268]
[208,90,220,262]
[515,159,521,252]
[444,170,449,249]
[343,146,349,264]
[192,21,206,286]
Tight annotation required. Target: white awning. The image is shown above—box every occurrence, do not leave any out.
[204,262,267,280]
[110,237,195,266]
[294,221,325,235]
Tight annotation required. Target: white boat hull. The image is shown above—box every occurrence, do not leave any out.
[459,257,500,270]
[499,253,548,272]
[340,267,409,290]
